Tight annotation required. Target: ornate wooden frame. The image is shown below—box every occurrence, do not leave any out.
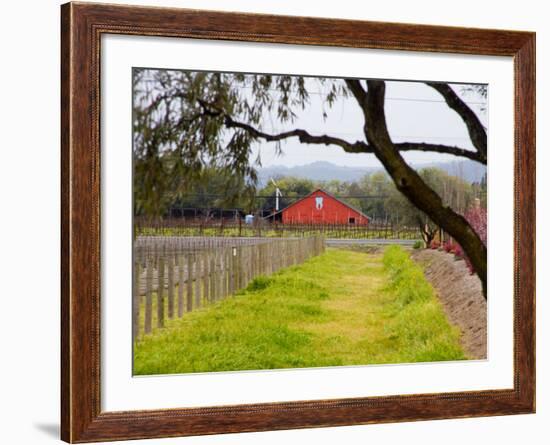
[61,2,536,442]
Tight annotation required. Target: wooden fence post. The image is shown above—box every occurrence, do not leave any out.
[224,248,230,299]
[243,246,249,287]
[145,256,153,334]
[246,247,251,286]
[132,260,141,343]
[259,243,264,275]
[167,254,174,319]
[210,251,216,301]
[219,250,225,300]
[194,253,202,309]
[177,254,184,317]
[186,253,193,312]
[229,247,235,295]
[238,246,244,291]
[157,255,165,328]
[203,250,210,304]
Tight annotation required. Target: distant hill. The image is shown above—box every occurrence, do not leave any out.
[258,159,486,185]
[411,160,487,183]
[258,161,378,185]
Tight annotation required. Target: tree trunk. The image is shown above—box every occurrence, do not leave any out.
[418,219,437,248]
[347,79,487,298]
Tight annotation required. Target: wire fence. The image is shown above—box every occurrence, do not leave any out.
[135,218,422,240]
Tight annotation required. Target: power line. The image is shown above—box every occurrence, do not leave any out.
[136,79,487,106]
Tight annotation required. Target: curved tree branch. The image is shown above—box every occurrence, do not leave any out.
[223,112,484,162]
[223,115,369,153]
[395,142,484,164]
[426,82,487,163]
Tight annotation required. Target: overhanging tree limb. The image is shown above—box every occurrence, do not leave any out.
[426,82,487,163]
[221,113,484,162]
[396,142,484,163]
[224,115,369,153]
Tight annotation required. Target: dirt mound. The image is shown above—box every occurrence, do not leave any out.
[411,249,487,360]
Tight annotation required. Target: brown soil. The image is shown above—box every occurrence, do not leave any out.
[411,249,487,360]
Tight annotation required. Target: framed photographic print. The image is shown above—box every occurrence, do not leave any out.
[61,2,535,442]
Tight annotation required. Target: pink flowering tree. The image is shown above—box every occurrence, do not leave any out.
[464,206,487,246]
[450,205,486,276]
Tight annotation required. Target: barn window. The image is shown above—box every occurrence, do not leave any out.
[315,196,323,210]
[348,217,356,224]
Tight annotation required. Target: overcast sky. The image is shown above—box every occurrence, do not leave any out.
[249,79,487,168]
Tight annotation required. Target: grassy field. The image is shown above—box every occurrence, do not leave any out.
[134,246,465,375]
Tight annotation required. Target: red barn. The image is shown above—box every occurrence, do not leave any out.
[275,189,370,225]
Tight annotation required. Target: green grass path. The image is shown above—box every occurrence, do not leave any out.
[134,247,465,375]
